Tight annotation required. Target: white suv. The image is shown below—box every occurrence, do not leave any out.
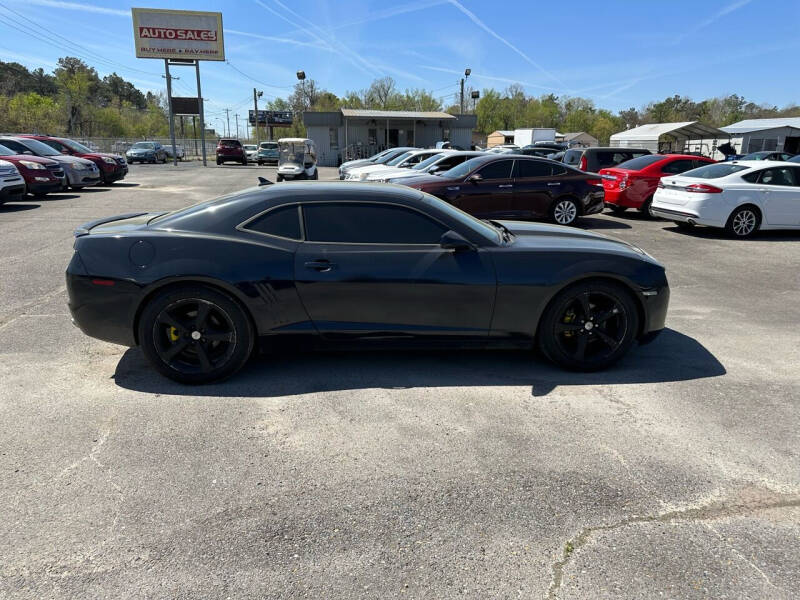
[651,160,800,238]
[0,159,25,205]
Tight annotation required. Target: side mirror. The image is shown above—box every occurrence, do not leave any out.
[467,173,483,183]
[439,230,474,252]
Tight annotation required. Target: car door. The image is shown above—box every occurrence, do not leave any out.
[511,158,557,218]
[758,167,800,225]
[294,201,497,339]
[451,159,515,219]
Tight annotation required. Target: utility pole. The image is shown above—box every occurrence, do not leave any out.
[163,60,178,166]
[253,88,263,146]
[235,113,240,139]
[224,108,231,137]
[460,67,471,114]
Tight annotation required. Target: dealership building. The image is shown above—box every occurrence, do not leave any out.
[303,109,477,167]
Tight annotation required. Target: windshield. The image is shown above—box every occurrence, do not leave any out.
[439,156,485,179]
[61,139,93,153]
[243,145,257,151]
[0,144,14,156]
[742,151,769,160]
[615,155,665,170]
[419,192,501,244]
[375,149,407,164]
[280,143,305,163]
[17,138,60,156]
[369,149,393,162]
[788,155,800,163]
[412,153,447,171]
[386,151,414,166]
[680,163,749,179]
[132,142,155,150]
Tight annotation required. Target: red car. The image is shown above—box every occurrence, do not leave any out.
[20,135,128,185]
[216,139,246,165]
[0,142,66,196]
[600,154,716,214]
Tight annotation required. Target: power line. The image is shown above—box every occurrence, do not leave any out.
[224,60,290,95]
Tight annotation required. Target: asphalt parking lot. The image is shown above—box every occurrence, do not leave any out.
[1,162,799,599]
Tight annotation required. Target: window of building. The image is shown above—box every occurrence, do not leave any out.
[329,127,339,150]
[368,128,377,145]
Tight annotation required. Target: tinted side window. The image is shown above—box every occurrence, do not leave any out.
[661,159,695,174]
[0,140,27,153]
[741,171,761,183]
[41,139,65,152]
[476,160,514,180]
[760,167,797,186]
[245,205,302,239]
[304,203,446,244]
[563,150,582,165]
[438,155,467,169]
[515,159,552,178]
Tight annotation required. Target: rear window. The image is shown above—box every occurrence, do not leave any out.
[615,155,665,170]
[220,139,241,147]
[681,164,749,179]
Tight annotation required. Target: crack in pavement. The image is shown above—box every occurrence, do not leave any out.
[0,285,67,330]
[547,488,800,599]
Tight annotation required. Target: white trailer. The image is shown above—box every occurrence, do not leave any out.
[514,128,556,146]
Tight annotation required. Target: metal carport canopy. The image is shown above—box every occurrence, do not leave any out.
[611,121,728,141]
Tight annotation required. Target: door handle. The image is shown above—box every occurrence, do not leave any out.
[547,182,561,186]
[498,184,513,188]
[304,259,335,272]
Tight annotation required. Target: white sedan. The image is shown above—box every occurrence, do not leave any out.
[344,149,443,180]
[651,160,800,238]
[364,151,486,182]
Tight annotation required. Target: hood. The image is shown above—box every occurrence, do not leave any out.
[366,168,416,180]
[0,154,58,166]
[82,152,123,161]
[500,220,662,265]
[127,147,155,153]
[53,155,96,167]
[341,158,373,170]
[395,173,450,187]
[345,164,396,177]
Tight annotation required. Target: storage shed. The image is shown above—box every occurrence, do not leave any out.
[561,132,598,148]
[304,109,476,166]
[610,122,728,156]
[720,117,800,157]
[486,130,515,147]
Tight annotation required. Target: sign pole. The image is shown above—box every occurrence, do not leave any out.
[196,61,207,167]
[164,59,178,166]
[253,88,260,147]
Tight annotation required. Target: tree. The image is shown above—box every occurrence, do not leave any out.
[366,76,398,110]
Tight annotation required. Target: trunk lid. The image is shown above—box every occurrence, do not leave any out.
[74,212,162,237]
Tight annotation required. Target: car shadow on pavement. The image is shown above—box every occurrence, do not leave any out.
[112,328,725,398]
[0,202,40,212]
[578,217,632,230]
[102,182,140,188]
[662,224,800,242]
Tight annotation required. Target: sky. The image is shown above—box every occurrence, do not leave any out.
[2,0,799,128]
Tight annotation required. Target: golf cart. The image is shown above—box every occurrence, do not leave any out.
[276,138,318,181]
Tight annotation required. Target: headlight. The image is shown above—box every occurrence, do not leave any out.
[20,160,46,170]
[102,156,116,164]
[71,163,87,170]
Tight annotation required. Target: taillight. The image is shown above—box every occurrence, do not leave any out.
[579,155,587,171]
[619,174,628,190]
[685,183,723,193]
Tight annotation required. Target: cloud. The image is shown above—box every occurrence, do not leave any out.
[225,28,331,51]
[445,0,564,85]
[19,0,129,17]
[675,0,751,42]
[420,65,561,92]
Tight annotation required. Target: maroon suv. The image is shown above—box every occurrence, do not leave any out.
[401,154,605,226]
[21,135,127,185]
[0,142,66,196]
[216,139,246,165]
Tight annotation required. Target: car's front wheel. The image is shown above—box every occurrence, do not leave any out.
[550,197,580,226]
[538,280,639,371]
[138,285,254,384]
[725,205,760,239]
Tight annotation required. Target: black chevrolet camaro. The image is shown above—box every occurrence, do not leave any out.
[67,182,669,383]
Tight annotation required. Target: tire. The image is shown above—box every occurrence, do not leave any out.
[608,205,627,215]
[276,174,284,182]
[241,158,247,166]
[216,158,222,166]
[138,285,254,384]
[311,169,319,180]
[538,280,640,372]
[725,205,761,239]
[639,195,654,217]
[550,197,580,226]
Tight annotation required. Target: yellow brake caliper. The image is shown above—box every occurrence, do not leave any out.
[168,326,180,342]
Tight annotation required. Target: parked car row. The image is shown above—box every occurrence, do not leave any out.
[0,133,131,203]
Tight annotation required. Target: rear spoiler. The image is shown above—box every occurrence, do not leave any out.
[73,212,149,237]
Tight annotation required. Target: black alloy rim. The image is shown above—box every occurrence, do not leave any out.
[553,291,628,362]
[152,299,236,374]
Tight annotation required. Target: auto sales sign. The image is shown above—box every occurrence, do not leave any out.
[132,8,224,61]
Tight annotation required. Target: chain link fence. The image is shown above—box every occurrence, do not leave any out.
[75,137,220,160]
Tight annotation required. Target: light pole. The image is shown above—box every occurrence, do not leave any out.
[460,68,471,114]
[253,89,263,145]
[296,70,306,111]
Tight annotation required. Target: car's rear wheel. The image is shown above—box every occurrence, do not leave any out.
[550,197,580,226]
[639,195,654,216]
[538,280,639,371]
[276,174,284,182]
[725,205,760,239]
[138,285,254,384]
